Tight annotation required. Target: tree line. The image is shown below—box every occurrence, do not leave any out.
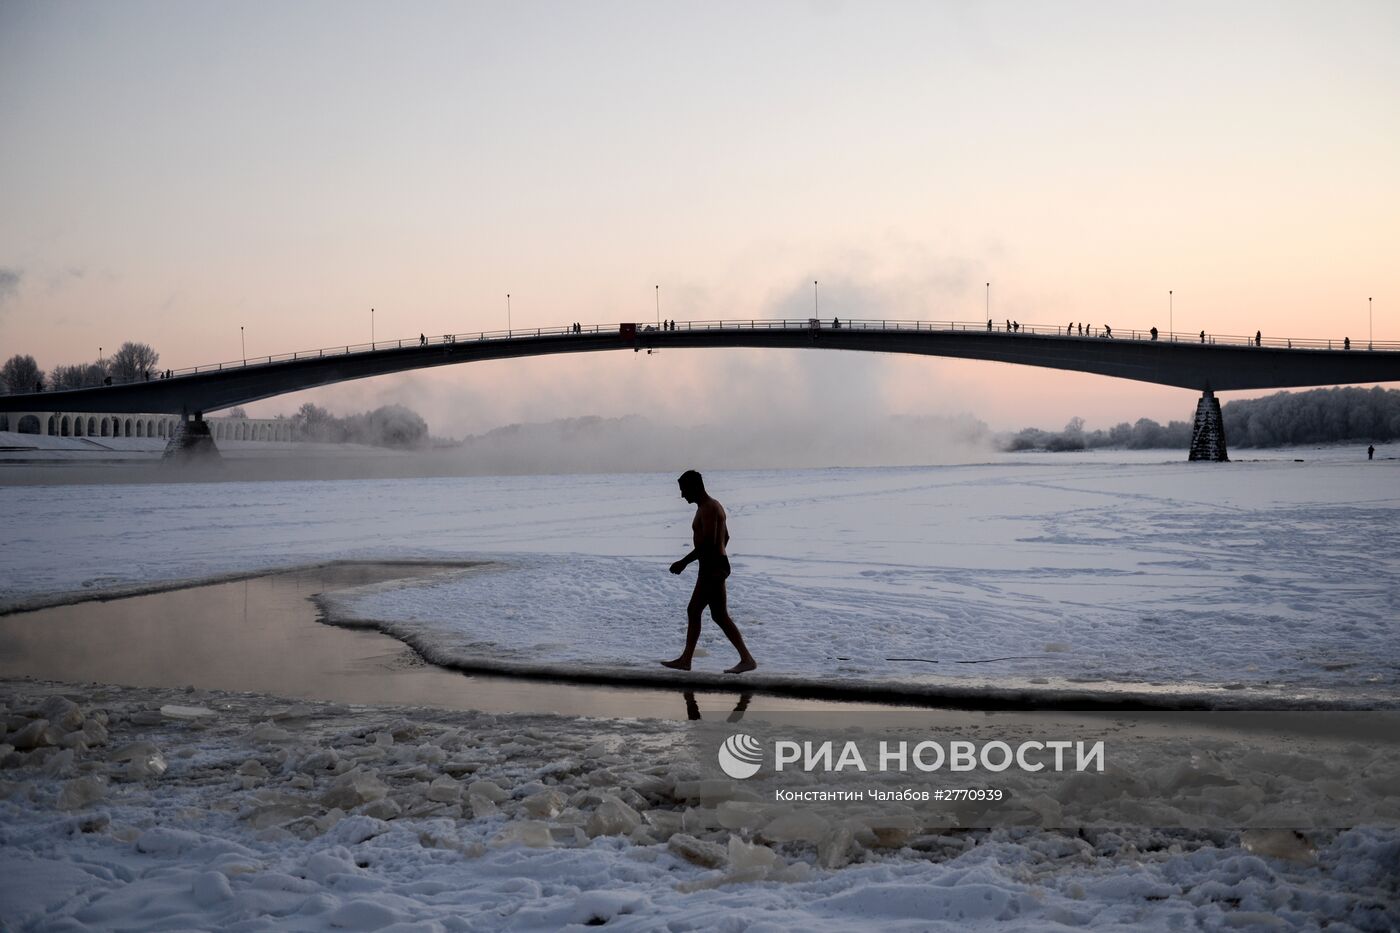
[1000,386,1400,451]
[287,402,429,449]
[1,343,161,394]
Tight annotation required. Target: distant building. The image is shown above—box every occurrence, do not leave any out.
[0,412,296,442]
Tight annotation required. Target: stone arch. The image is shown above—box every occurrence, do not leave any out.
[88,417,98,436]
[73,417,84,437]
[18,414,41,434]
[47,415,57,435]
[60,415,71,436]
[122,418,132,437]
[136,421,144,438]
[0,414,7,432]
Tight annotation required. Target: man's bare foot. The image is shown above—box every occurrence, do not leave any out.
[725,659,758,674]
[661,658,692,671]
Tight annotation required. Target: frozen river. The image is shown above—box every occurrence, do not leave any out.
[3,448,1398,931]
[4,447,1395,708]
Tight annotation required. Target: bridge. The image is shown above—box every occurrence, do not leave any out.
[4,318,1399,461]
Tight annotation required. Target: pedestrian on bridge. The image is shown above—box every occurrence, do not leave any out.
[1369,445,1376,460]
[1345,337,1351,350]
[1200,330,1206,343]
[1151,327,1158,341]
[1104,325,1112,338]
[1255,330,1262,347]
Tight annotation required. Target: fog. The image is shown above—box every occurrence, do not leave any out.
[448,410,993,475]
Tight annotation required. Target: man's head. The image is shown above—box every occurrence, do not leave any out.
[677,469,706,503]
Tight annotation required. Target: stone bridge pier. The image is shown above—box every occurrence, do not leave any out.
[1188,391,1229,462]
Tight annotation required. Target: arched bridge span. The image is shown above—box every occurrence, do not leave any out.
[4,318,1398,462]
[4,318,1399,418]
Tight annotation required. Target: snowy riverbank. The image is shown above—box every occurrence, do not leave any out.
[3,679,1397,931]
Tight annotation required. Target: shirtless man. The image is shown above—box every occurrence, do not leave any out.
[662,470,758,674]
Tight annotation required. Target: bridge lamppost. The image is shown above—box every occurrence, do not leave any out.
[507,294,511,333]
[1370,297,1373,350]
[814,280,819,318]
[656,285,660,328]
[371,308,375,348]
[1169,290,1173,341]
[240,327,245,363]
[985,282,990,324]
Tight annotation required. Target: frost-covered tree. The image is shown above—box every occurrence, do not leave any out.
[49,361,109,390]
[1,354,41,394]
[108,342,160,382]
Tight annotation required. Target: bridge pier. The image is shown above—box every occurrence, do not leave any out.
[1188,390,1229,462]
[162,412,221,463]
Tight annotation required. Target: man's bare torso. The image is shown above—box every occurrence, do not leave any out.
[692,498,730,559]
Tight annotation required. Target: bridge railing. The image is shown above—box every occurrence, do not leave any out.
[11,318,1399,396]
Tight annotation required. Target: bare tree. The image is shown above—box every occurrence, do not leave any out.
[1,354,41,394]
[109,342,160,382]
[49,361,109,390]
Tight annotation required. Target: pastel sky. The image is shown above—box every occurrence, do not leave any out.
[1,0,1396,436]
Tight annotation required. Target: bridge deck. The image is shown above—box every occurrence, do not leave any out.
[4,319,1399,415]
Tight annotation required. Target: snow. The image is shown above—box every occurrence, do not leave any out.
[2,450,1398,929]
[1,681,1396,932]
[4,451,1396,705]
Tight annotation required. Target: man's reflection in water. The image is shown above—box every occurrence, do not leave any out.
[683,690,752,722]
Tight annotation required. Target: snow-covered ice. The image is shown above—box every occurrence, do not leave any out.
[4,451,1397,705]
[3,450,1399,929]
[1,681,1396,932]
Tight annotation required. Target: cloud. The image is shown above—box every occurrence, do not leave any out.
[0,267,20,311]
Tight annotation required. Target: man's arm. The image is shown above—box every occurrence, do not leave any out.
[670,547,699,574]
[670,503,720,574]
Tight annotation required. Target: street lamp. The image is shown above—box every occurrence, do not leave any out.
[986,282,990,322]
[814,280,819,318]
[1370,297,1373,350]
[371,308,375,347]
[656,285,660,328]
[507,294,512,333]
[1169,290,1173,341]
[240,326,245,363]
